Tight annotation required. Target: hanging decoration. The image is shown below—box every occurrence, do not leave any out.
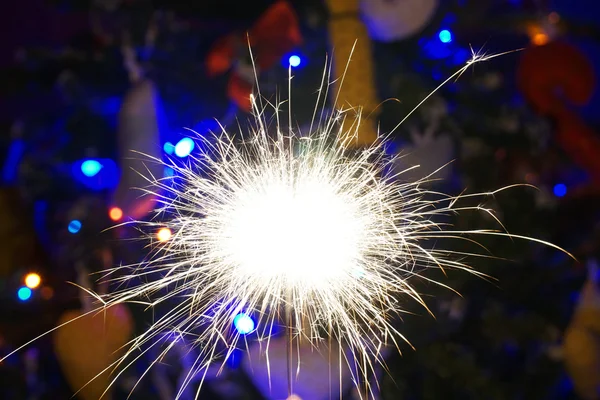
[53,266,133,400]
[360,0,438,42]
[394,97,455,181]
[112,79,165,221]
[563,260,600,400]
[517,41,600,183]
[206,0,302,111]
[53,304,133,400]
[325,0,379,147]
[112,32,165,221]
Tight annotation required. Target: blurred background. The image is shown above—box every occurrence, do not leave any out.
[1,0,600,399]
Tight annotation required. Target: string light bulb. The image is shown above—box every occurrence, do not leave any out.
[68,219,82,234]
[233,313,255,335]
[24,273,41,289]
[553,183,567,197]
[532,33,549,46]
[288,54,302,68]
[156,227,172,242]
[81,159,103,177]
[438,29,453,43]
[17,287,32,301]
[109,207,123,221]
[175,138,195,158]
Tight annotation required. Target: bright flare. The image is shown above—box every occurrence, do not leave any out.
[225,179,362,285]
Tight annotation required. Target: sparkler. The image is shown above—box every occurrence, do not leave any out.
[3,48,571,399]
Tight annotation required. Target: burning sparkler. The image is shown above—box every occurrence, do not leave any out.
[3,49,570,399]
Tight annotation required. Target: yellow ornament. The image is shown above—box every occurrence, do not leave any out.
[53,304,133,400]
[564,261,600,400]
[325,0,379,147]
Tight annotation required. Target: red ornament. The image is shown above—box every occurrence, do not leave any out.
[554,108,600,183]
[206,0,302,111]
[518,41,595,114]
[518,41,600,182]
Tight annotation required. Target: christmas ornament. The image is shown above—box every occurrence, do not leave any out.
[563,260,600,400]
[53,265,134,400]
[326,0,379,147]
[395,97,455,181]
[53,304,133,400]
[398,131,454,181]
[518,41,594,114]
[112,79,165,220]
[206,0,302,111]
[360,0,438,42]
[518,41,600,182]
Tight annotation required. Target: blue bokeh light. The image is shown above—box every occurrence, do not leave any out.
[226,348,243,369]
[163,167,174,178]
[289,55,301,68]
[68,220,82,234]
[233,313,255,335]
[174,138,195,158]
[81,159,103,177]
[163,142,175,155]
[553,183,567,197]
[439,29,453,43]
[18,287,32,301]
[72,158,119,191]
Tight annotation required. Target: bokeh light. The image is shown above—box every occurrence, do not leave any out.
[163,142,175,155]
[175,138,195,158]
[553,183,567,197]
[532,33,549,46]
[438,29,453,43]
[24,273,41,289]
[233,313,255,335]
[80,159,103,177]
[156,227,172,242]
[288,54,301,68]
[68,219,82,234]
[164,167,175,178]
[17,287,32,301]
[40,287,54,300]
[109,207,123,221]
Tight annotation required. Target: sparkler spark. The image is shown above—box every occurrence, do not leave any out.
[3,50,571,399]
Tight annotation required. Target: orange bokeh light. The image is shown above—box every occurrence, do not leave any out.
[24,273,41,289]
[156,227,172,242]
[532,33,549,46]
[40,286,54,300]
[109,207,123,221]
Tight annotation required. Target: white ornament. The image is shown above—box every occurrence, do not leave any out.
[394,99,454,181]
[113,80,165,220]
[360,0,439,42]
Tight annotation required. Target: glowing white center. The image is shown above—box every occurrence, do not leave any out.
[222,178,363,285]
